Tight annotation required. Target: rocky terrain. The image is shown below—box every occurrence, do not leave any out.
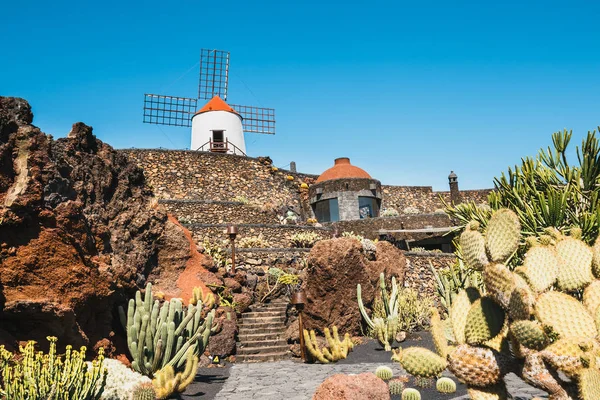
[0,97,216,353]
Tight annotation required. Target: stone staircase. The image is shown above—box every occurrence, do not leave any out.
[236,299,290,362]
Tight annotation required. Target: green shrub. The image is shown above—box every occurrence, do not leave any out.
[290,231,322,248]
[238,234,270,248]
[382,208,399,217]
[396,288,433,332]
[342,231,364,241]
[232,195,250,204]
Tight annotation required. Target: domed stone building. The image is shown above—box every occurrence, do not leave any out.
[309,158,382,222]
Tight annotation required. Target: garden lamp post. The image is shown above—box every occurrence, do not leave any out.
[291,291,307,361]
[227,225,238,275]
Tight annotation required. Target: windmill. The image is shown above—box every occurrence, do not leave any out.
[143,49,275,156]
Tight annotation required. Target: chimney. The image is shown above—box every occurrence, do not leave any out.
[290,161,297,173]
[448,171,461,205]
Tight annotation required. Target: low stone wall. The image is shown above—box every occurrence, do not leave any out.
[121,149,314,216]
[160,199,279,224]
[329,213,452,240]
[187,223,332,248]
[230,248,311,275]
[381,186,493,214]
[403,252,456,304]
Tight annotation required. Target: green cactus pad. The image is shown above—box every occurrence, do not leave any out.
[375,365,393,380]
[583,280,600,316]
[398,347,447,378]
[507,275,534,320]
[517,245,559,292]
[389,379,405,395]
[483,263,516,309]
[541,337,591,378]
[430,308,448,358]
[450,288,481,344]
[510,320,548,350]
[535,291,598,339]
[484,209,520,263]
[467,383,508,400]
[401,388,421,400]
[578,367,600,400]
[555,237,594,291]
[592,237,600,278]
[465,297,506,345]
[460,222,489,271]
[448,344,511,387]
[596,307,600,332]
[436,377,456,393]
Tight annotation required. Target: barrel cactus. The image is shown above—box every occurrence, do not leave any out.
[436,377,456,393]
[375,365,393,381]
[392,208,600,399]
[401,388,421,400]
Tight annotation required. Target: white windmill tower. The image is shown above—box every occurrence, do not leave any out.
[143,49,275,156]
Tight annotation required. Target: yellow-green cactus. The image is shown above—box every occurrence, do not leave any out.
[583,279,600,315]
[396,347,447,378]
[450,288,481,345]
[436,377,457,393]
[460,221,488,271]
[375,365,393,380]
[578,365,600,400]
[467,383,508,400]
[401,388,421,400]
[303,326,353,363]
[482,263,515,309]
[516,244,559,292]
[535,291,597,339]
[510,320,548,351]
[152,350,198,400]
[464,297,506,346]
[555,236,594,291]
[430,307,449,358]
[189,286,215,309]
[484,209,520,263]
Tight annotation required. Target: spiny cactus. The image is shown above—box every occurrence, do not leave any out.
[132,382,157,400]
[152,350,198,399]
[401,388,421,400]
[392,208,600,400]
[436,377,456,393]
[388,379,404,395]
[375,365,393,380]
[303,326,353,363]
[189,286,215,309]
[396,347,447,378]
[119,283,215,378]
[358,272,400,351]
[0,336,107,400]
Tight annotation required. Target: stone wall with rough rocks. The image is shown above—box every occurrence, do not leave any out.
[187,223,332,248]
[381,185,493,213]
[403,251,457,305]
[121,149,315,218]
[159,199,280,224]
[329,213,452,240]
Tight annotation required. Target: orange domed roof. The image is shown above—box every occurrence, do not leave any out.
[194,95,240,116]
[316,158,371,183]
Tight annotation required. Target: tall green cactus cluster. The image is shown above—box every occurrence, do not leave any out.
[0,336,107,400]
[303,325,354,363]
[153,350,199,400]
[358,273,400,351]
[394,208,600,400]
[119,283,215,378]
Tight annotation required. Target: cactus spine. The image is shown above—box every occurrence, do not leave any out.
[152,349,199,399]
[358,272,400,351]
[119,283,215,378]
[132,383,157,400]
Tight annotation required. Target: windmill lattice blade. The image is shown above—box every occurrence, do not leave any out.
[143,94,197,127]
[198,49,230,100]
[230,104,276,135]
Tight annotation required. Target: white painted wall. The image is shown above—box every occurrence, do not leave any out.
[191,110,245,155]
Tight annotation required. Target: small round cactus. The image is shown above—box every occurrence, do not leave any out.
[375,365,393,380]
[388,379,404,395]
[401,388,421,400]
[436,377,456,393]
[132,383,156,400]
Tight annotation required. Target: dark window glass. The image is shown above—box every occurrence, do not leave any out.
[314,198,339,222]
[212,130,224,142]
[358,196,380,219]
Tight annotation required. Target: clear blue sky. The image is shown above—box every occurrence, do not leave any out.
[2,1,600,190]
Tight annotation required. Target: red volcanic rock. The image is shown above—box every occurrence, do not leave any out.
[207,318,237,357]
[303,238,406,336]
[0,97,215,351]
[313,373,390,400]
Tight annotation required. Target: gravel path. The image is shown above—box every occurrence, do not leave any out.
[183,335,549,400]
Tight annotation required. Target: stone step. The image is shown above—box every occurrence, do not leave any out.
[237,344,290,355]
[238,332,285,342]
[238,326,287,335]
[242,311,286,318]
[236,352,289,363]
[250,304,288,310]
[241,316,286,324]
[238,321,286,330]
[237,339,287,348]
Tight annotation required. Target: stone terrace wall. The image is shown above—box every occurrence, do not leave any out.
[404,252,457,305]
[159,199,279,224]
[231,248,310,275]
[382,186,492,214]
[121,149,316,216]
[329,213,452,240]
[186,223,332,248]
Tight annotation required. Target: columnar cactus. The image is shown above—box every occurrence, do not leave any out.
[152,349,199,399]
[357,272,400,351]
[0,336,107,400]
[303,325,354,363]
[392,208,600,399]
[119,283,215,378]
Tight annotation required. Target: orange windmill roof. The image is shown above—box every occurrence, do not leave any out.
[316,158,371,182]
[195,96,241,116]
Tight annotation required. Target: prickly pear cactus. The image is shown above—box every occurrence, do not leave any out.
[390,208,600,400]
